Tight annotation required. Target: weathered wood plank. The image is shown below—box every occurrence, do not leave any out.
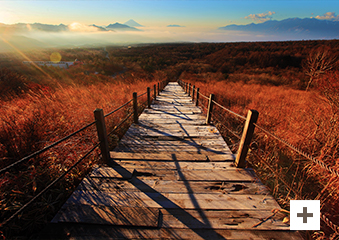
[88,167,255,181]
[78,178,269,195]
[114,146,232,154]
[110,152,235,161]
[45,82,302,239]
[159,209,289,230]
[139,118,206,123]
[90,167,178,180]
[52,204,159,227]
[39,224,303,240]
[122,135,226,141]
[64,190,281,210]
[119,139,229,147]
[113,161,235,170]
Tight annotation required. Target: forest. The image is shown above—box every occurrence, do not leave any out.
[0,39,339,239]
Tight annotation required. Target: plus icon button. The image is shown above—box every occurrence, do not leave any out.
[297,207,313,223]
[290,200,320,230]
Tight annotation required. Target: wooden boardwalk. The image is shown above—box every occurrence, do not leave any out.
[42,82,302,239]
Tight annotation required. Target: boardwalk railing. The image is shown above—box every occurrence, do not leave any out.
[178,79,258,168]
[178,79,339,235]
[0,80,168,229]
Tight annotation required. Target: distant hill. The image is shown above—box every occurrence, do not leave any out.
[167,24,185,27]
[30,23,68,32]
[219,18,339,39]
[90,24,109,31]
[124,19,144,27]
[0,35,45,52]
[0,23,69,33]
[106,22,141,31]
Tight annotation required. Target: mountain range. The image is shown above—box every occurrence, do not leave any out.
[106,22,141,31]
[219,18,339,39]
[124,19,144,27]
[0,20,143,33]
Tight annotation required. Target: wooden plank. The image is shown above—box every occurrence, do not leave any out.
[119,139,229,147]
[138,119,206,125]
[139,114,205,120]
[176,169,254,181]
[89,167,133,179]
[110,152,235,161]
[117,142,229,149]
[39,224,303,240]
[78,178,269,195]
[64,190,281,210]
[143,110,202,115]
[114,161,235,170]
[127,124,221,131]
[113,148,232,155]
[90,167,178,180]
[45,82,303,239]
[122,135,226,141]
[52,204,159,227]
[87,167,254,181]
[159,209,289,230]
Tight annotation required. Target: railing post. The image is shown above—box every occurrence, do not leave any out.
[184,83,187,93]
[196,88,200,106]
[188,83,191,96]
[153,84,156,100]
[147,87,151,108]
[94,109,110,163]
[235,110,259,168]
[133,92,138,124]
[192,85,195,101]
[157,82,160,95]
[206,94,214,125]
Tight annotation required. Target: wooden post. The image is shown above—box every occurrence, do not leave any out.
[94,109,110,163]
[192,85,195,101]
[206,94,214,125]
[196,88,200,106]
[184,83,187,93]
[133,92,138,124]
[235,110,259,168]
[147,87,151,108]
[188,83,191,96]
[157,83,160,95]
[153,84,156,100]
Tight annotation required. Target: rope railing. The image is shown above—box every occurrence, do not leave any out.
[178,79,339,178]
[0,142,100,227]
[199,92,209,100]
[212,100,247,121]
[107,112,134,136]
[253,123,339,178]
[178,79,339,235]
[249,143,339,235]
[0,80,168,230]
[137,91,148,98]
[0,120,96,175]
[104,99,133,118]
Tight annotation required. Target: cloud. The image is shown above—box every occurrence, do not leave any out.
[68,22,101,32]
[315,12,339,21]
[245,11,276,23]
[167,24,185,27]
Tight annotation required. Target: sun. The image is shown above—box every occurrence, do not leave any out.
[0,10,14,24]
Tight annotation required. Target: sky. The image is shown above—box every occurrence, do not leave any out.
[0,0,339,47]
[1,0,338,28]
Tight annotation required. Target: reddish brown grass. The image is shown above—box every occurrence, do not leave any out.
[0,73,159,238]
[182,77,339,238]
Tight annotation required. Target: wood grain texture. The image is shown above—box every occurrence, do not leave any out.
[45,82,302,239]
[52,204,159,227]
